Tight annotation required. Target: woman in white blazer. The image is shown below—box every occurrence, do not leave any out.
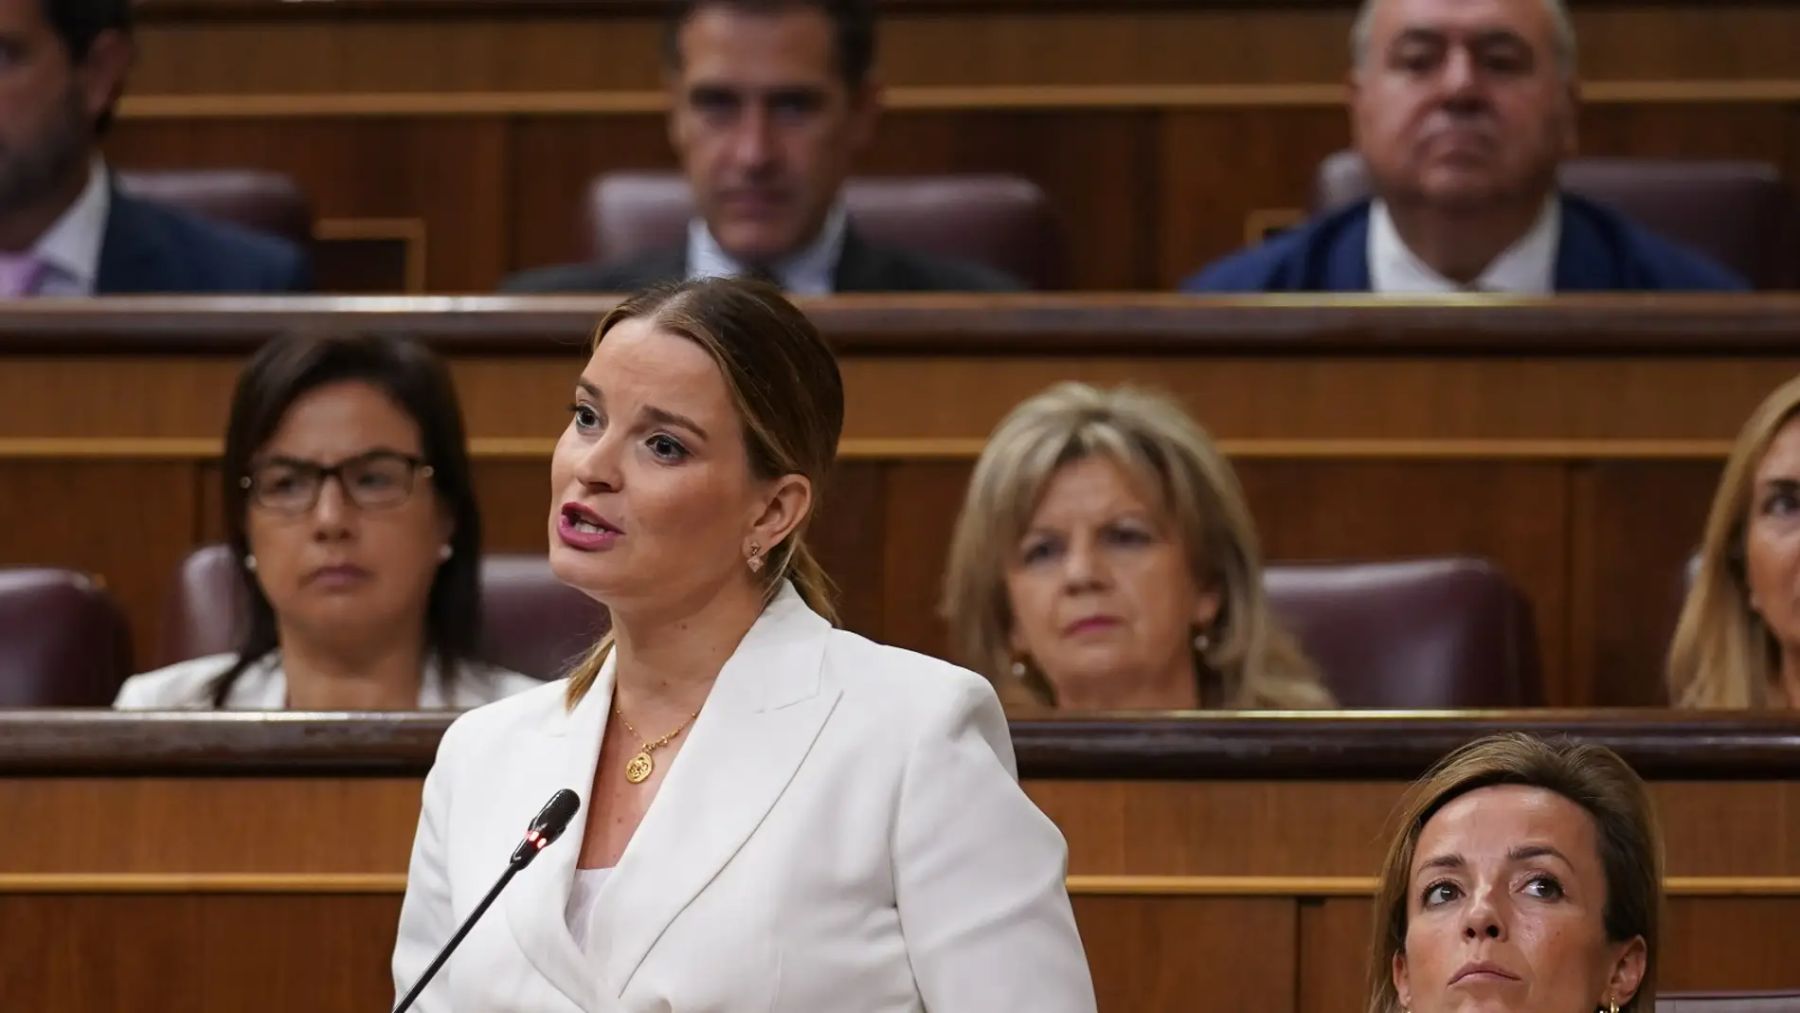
[393,279,1096,1012]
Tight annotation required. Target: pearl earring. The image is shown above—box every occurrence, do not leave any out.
[1193,629,1211,652]
[244,555,258,573]
[438,544,453,562]
[1010,658,1028,679]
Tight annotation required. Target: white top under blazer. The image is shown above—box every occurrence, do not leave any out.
[392,583,1097,1012]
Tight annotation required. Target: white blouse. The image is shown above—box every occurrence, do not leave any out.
[113,651,543,710]
[566,868,615,958]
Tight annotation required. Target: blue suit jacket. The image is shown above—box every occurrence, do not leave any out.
[95,191,312,294]
[1181,194,1748,293]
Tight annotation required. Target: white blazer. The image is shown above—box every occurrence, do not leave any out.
[393,584,1096,1012]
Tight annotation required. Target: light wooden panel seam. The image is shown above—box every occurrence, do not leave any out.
[0,438,1739,462]
[5,873,1797,896]
[116,79,1800,119]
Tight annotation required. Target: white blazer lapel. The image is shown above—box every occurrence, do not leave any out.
[594,588,841,996]
[504,658,615,1010]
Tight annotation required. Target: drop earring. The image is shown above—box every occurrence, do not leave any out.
[746,541,764,573]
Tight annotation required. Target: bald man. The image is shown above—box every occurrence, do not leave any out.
[1184,0,1744,293]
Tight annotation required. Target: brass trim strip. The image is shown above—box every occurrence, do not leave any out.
[0,873,407,893]
[116,79,1800,119]
[0,437,1739,461]
[3,873,1795,896]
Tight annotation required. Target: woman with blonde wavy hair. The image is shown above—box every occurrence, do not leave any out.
[942,381,1331,711]
[394,280,1094,1011]
[1668,373,1800,708]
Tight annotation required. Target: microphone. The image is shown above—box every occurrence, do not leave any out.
[393,789,582,1013]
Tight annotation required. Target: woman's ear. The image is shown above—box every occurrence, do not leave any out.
[1605,935,1648,1009]
[1392,950,1413,1012]
[747,474,813,561]
[436,501,456,558]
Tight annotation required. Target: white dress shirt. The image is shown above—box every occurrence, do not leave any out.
[1369,196,1561,294]
[112,651,542,710]
[393,582,1095,1012]
[686,203,848,296]
[26,157,112,297]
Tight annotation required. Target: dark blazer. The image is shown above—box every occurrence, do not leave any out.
[95,190,311,294]
[502,226,1024,293]
[1181,194,1748,293]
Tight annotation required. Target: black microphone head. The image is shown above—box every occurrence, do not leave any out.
[511,789,582,867]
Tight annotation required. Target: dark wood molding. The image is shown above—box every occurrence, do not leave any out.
[5,295,1800,355]
[3,710,1797,778]
[133,0,1768,18]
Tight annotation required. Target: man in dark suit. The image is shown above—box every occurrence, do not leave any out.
[504,0,1018,294]
[0,0,308,297]
[1183,0,1743,294]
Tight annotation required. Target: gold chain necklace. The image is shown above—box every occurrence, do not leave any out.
[614,705,700,784]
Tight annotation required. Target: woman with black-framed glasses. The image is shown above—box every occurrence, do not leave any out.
[115,332,539,710]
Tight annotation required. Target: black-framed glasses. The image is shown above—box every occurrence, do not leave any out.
[241,450,434,515]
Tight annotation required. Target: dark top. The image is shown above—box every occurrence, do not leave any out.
[96,190,312,294]
[502,225,1023,293]
[1181,194,1748,293]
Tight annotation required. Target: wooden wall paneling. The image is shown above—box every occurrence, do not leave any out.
[0,893,400,1013]
[1654,782,1800,878]
[878,460,974,659]
[471,459,558,555]
[0,357,244,439]
[1660,897,1800,992]
[859,111,1162,290]
[1073,895,1298,1013]
[1028,780,1405,877]
[1569,7,1800,82]
[1577,103,1795,164]
[809,461,890,638]
[448,355,590,439]
[0,462,200,673]
[130,17,671,95]
[1565,460,1721,707]
[1156,107,1351,286]
[1298,897,1373,1013]
[0,777,423,872]
[1233,461,1574,705]
[506,115,677,277]
[124,5,1800,93]
[104,117,512,293]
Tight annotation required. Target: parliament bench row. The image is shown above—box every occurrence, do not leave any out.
[115,156,1800,291]
[3,711,1798,1011]
[0,550,1541,709]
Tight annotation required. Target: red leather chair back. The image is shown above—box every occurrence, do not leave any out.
[160,545,607,681]
[1312,151,1799,289]
[116,169,314,247]
[1265,557,1543,708]
[1659,993,1800,1012]
[583,172,1068,289]
[0,568,132,706]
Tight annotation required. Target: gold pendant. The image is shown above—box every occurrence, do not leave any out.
[625,751,654,784]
